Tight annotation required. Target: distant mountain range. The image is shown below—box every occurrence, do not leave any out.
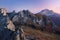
[37,9,60,27]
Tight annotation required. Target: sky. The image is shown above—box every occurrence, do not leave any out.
[0,0,60,13]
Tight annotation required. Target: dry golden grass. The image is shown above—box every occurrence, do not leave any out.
[23,26,60,40]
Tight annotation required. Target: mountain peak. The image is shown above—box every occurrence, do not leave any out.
[40,9,54,13]
[37,9,55,16]
[41,9,51,11]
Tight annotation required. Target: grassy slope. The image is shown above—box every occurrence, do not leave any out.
[23,26,60,40]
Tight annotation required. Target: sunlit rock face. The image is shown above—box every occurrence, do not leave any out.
[0,8,7,16]
[7,18,15,31]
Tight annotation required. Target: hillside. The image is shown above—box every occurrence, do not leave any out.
[23,26,60,40]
